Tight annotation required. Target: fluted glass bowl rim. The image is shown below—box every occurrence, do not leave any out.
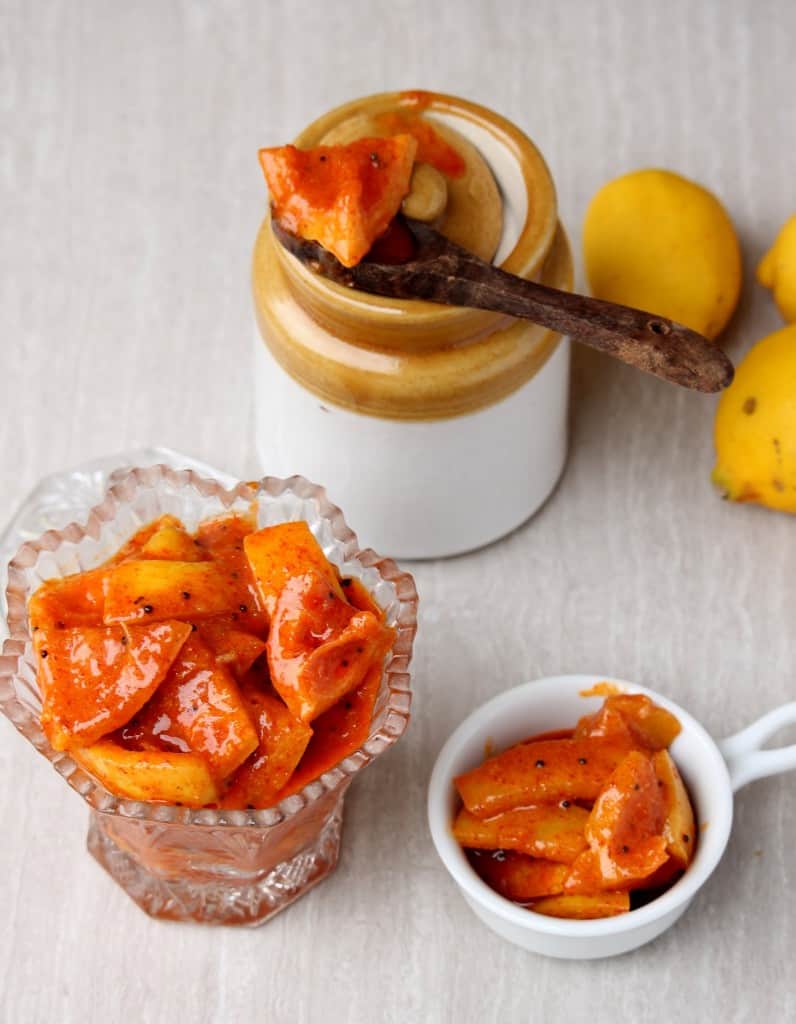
[0,464,417,830]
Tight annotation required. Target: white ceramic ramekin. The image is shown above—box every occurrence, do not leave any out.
[428,674,796,959]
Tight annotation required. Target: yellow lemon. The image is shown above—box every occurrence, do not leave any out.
[712,324,796,512]
[757,214,796,322]
[583,169,741,339]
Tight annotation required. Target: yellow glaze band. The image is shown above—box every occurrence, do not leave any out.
[252,91,573,422]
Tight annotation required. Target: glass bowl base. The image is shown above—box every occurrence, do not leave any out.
[86,806,344,927]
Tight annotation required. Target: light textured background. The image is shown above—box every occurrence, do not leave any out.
[2,1,795,1021]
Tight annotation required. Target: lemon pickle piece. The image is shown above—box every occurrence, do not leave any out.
[103,560,241,623]
[28,568,107,631]
[35,620,191,751]
[653,749,697,869]
[266,570,394,724]
[197,618,267,677]
[126,635,259,781]
[74,740,219,807]
[452,805,588,864]
[574,694,680,751]
[259,135,418,268]
[220,680,313,809]
[531,892,630,920]
[139,522,205,562]
[244,521,345,617]
[454,737,634,818]
[564,751,668,894]
[472,852,569,901]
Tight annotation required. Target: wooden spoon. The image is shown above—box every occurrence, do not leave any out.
[272,217,734,393]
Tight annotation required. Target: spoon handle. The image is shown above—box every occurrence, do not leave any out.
[390,225,734,393]
[272,218,734,393]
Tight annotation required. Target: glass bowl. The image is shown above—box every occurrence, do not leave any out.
[0,464,417,926]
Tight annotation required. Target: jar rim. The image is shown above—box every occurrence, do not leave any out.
[266,89,559,338]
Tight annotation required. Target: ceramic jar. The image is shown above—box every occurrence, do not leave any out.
[252,91,573,558]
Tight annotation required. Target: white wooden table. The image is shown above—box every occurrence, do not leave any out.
[2,1,794,1021]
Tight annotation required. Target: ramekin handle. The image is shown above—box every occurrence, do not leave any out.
[719,702,796,792]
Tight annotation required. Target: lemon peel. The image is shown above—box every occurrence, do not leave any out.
[757,214,796,322]
[713,324,796,512]
[584,169,741,340]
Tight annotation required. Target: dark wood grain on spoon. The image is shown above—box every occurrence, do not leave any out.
[272,217,734,393]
